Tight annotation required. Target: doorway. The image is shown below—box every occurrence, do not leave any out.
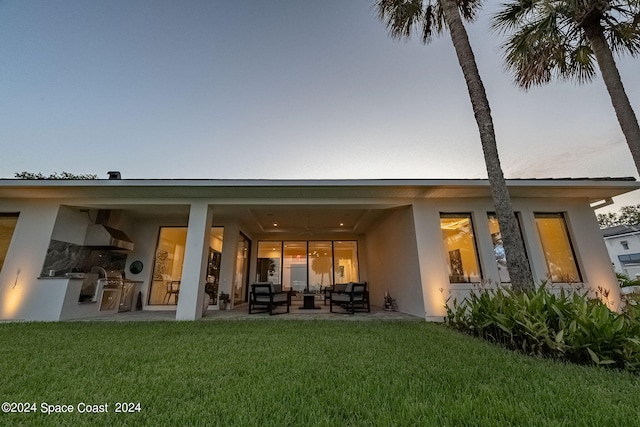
[233,232,251,304]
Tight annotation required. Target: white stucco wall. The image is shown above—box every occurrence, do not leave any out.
[412,197,622,318]
[411,200,451,321]
[51,206,90,244]
[0,201,62,320]
[563,201,621,307]
[365,206,425,318]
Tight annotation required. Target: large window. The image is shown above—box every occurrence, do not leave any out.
[487,213,527,283]
[149,226,224,305]
[204,227,225,306]
[440,214,482,283]
[333,241,358,283]
[256,241,282,285]
[256,240,359,290]
[0,214,19,272]
[284,241,308,292]
[309,241,333,289]
[534,213,581,283]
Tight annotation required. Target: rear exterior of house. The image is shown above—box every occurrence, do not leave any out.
[0,177,636,321]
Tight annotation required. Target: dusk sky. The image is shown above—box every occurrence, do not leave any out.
[1,1,639,208]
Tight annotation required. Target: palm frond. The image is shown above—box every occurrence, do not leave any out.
[494,0,639,86]
[458,0,483,21]
[422,5,435,43]
[492,0,539,33]
[607,21,640,54]
[376,0,427,41]
[567,43,597,82]
[376,0,482,43]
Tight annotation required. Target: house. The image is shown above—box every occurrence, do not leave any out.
[602,224,640,279]
[0,175,637,321]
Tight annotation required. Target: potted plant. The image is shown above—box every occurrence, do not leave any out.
[219,292,231,310]
[384,291,395,311]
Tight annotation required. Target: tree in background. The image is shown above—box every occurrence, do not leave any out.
[493,0,640,175]
[375,0,534,290]
[598,204,640,227]
[14,171,97,180]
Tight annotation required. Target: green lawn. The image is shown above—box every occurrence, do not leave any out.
[1,320,639,426]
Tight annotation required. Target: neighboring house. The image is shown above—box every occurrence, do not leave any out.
[0,175,637,321]
[602,224,640,279]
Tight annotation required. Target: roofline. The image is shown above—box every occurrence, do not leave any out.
[0,177,637,203]
[0,177,637,188]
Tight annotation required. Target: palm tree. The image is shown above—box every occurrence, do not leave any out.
[376,0,535,290]
[493,0,640,175]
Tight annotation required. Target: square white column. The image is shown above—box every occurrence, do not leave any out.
[175,202,213,320]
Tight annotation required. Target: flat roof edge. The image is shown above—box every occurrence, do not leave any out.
[0,177,637,188]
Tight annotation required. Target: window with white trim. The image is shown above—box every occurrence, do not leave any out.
[534,213,581,283]
[440,213,482,283]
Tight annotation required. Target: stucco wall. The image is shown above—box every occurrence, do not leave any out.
[365,206,425,318]
[411,197,622,319]
[0,201,62,320]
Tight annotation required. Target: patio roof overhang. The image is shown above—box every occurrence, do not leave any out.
[0,177,637,201]
[1,177,637,237]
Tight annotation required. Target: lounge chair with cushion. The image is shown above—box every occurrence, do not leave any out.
[249,283,291,315]
[329,282,370,314]
[323,283,347,306]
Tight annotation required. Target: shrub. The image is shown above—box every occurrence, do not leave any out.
[616,272,640,287]
[445,284,640,372]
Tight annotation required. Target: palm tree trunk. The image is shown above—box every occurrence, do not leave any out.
[440,0,534,291]
[584,24,640,176]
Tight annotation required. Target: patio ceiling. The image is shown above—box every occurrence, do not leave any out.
[70,204,397,236]
[213,205,395,236]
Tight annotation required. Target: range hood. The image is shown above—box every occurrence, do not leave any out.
[85,224,134,251]
[84,209,134,251]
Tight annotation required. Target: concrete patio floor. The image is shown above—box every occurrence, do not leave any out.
[74,300,424,322]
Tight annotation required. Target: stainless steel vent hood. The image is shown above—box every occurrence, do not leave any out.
[85,224,134,251]
[84,209,134,250]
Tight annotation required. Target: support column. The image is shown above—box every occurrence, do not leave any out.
[176,202,213,320]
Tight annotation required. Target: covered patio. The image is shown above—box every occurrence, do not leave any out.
[71,300,423,321]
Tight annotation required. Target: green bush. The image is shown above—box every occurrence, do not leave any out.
[616,272,640,287]
[445,285,640,372]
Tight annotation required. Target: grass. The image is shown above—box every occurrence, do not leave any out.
[1,320,639,426]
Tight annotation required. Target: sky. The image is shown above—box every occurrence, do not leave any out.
[0,0,639,209]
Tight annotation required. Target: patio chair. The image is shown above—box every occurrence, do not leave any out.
[330,282,370,314]
[162,274,180,304]
[323,283,347,306]
[248,283,291,315]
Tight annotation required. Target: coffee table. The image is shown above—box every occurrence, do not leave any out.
[299,293,321,310]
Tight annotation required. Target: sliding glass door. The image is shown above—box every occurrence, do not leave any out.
[309,241,333,290]
[256,240,359,290]
[256,242,282,285]
[283,241,307,292]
